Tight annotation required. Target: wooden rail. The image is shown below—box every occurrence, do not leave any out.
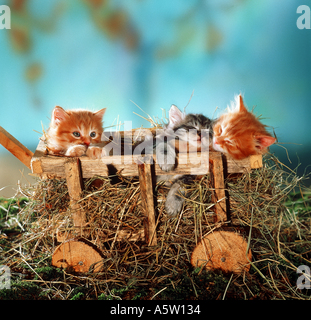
[31,140,262,178]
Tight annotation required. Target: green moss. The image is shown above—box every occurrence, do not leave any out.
[0,281,44,300]
[34,266,63,281]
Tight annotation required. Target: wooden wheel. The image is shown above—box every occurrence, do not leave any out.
[52,240,103,273]
[191,231,252,274]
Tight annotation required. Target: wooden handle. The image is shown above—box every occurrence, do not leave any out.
[0,126,34,169]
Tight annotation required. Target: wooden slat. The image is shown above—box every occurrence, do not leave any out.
[64,158,87,237]
[137,156,157,246]
[225,154,262,173]
[31,140,262,178]
[0,126,34,169]
[210,153,227,223]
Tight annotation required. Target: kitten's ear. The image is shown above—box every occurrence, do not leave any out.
[168,105,185,127]
[238,95,247,112]
[94,108,106,120]
[52,106,68,126]
[255,135,276,150]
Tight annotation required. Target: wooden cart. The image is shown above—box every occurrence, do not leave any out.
[0,126,262,273]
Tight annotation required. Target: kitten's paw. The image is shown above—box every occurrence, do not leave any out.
[101,148,109,157]
[165,196,184,218]
[165,184,185,217]
[159,162,176,172]
[157,152,176,172]
[65,145,87,157]
[155,142,176,172]
[86,146,102,159]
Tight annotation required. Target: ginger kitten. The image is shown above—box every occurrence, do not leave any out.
[46,106,106,158]
[212,95,276,159]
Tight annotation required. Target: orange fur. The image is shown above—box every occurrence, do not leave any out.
[212,95,276,160]
[47,106,106,157]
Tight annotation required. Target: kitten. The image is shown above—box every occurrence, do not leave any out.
[212,95,276,159]
[157,96,275,217]
[155,105,213,217]
[155,105,213,172]
[46,106,106,158]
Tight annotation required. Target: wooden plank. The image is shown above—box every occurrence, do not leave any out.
[210,153,227,223]
[0,126,34,169]
[31,140,261,178]
[137,156,157,246]
[249,154,263,169]
[64,158,87,237]
[31,140,110,178]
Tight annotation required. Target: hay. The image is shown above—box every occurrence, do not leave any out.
[1,153,311,300]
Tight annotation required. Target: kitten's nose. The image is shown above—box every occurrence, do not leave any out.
[83,140,90,146]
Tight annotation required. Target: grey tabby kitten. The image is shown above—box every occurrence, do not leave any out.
[155,105,213,217]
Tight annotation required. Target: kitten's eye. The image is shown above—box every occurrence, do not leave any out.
[225,139,233,145]
[73,132,80,137]
[90,132,96,138]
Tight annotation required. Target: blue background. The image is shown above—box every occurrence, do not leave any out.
[0,0,310,195]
